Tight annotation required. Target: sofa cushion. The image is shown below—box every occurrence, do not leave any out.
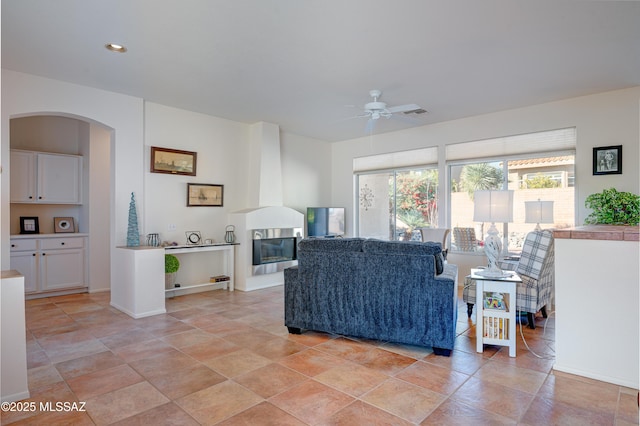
[298,237,364,253]
[363,239,442,257]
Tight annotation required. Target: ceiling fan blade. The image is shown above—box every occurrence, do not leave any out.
[389,112,423,125]
[387,103,421,114]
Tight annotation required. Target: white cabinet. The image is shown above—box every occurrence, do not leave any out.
[10,235,88,296]
[9,150,35,203]
[9,250,38,293]
[10,150,82,204]
[472,268,519,358]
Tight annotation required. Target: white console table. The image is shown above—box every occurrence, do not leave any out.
[112,246,166,319]
[164,243,236,293]
[111,244,236,319]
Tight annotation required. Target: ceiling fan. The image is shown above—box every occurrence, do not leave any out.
[350,89,424,133]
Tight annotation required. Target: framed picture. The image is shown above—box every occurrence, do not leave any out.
[185,231,202,245]
[20,217,39,234]
[593,145,622,175]
[150,146,197,176]
[187,183,223,207]
[54,217,75,233]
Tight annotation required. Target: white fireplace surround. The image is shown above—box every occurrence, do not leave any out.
[228,122,304,291]
[229,207,303,291]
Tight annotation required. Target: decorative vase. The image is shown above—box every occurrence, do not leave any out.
[475,223,506,278]
[165,272,176,290]
[126,192,140,247]
[225,225,236,243]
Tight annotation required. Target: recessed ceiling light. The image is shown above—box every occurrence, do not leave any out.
[105,43,127,53]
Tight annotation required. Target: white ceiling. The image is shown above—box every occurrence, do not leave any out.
[2,0,639,142]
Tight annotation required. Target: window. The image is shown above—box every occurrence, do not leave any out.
[447,128,576,253]
[357,167,438,241]
[450,153,575,253]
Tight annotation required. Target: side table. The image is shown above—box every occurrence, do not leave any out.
[470,268,520,357]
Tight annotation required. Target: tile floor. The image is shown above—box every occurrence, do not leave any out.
[2,286,638,425]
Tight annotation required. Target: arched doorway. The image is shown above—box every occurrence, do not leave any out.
[9,114,113,296]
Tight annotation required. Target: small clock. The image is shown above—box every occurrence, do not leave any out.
[185,231,202,245]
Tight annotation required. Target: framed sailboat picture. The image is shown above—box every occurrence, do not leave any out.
[187,183,223,207]
[151,146,197,176]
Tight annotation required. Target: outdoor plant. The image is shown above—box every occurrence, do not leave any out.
[165,254,180,274]
[584,188,640,226]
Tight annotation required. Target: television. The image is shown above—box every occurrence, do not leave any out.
[307,207,345,237]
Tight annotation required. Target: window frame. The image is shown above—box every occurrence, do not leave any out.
[355,163,439,241]
[447,149,575,254]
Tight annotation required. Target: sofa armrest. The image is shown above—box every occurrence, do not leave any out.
[284,266,303,328]
[436,263,458,283]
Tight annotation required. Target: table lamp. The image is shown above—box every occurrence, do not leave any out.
[525,199,554,231]
[473,190,513,277]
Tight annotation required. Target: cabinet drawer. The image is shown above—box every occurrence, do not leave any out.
[40,237,85,250]
[10,239,37,252]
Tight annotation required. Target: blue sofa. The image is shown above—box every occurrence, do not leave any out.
[284,238,458,356]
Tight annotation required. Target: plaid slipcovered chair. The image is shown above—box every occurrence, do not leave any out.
[463,229,555,329]
[453,227,478,252]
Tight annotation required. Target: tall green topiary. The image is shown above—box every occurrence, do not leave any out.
[165,254,180,274]
[584,188,640,226]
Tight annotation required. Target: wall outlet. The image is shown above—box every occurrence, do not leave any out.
[167,224,177,231]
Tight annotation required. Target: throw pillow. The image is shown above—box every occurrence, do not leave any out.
[434,252,445,275]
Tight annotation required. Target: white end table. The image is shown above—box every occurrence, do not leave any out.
[470,268,520,357]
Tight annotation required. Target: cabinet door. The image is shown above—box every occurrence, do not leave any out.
[40,248,85,291]
[37,153,82,204]
[10,251,39,293]
[10,151,36,202]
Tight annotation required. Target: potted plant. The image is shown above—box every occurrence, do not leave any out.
[584,188,640,226]
[165,254,180,289]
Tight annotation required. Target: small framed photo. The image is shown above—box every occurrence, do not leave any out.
[20,217,39,234]
[150,146,197,176]
[185,231,202,245]
[54,217,75,233]
[187,183,223,207]
[593,145,622,175]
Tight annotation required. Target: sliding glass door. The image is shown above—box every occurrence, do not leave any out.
[357,168,438,241]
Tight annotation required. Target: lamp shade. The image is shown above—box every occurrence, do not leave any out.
[473,190,514,223]
[525,200,554,224]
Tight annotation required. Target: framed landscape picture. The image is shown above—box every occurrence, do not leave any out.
[593,145,622,175]
[187,183,223,207]
[151,147,197,176]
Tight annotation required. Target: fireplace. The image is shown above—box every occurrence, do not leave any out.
[251,227,302,275]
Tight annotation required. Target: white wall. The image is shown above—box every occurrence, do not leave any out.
[86,124,111,292]
[2,71,332,284]
[2,70,144,275]
[555,237,639,388]
[143,102,250,245]
[331,87,640,235]
[280,131,333,214]
[142,103,334,245]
